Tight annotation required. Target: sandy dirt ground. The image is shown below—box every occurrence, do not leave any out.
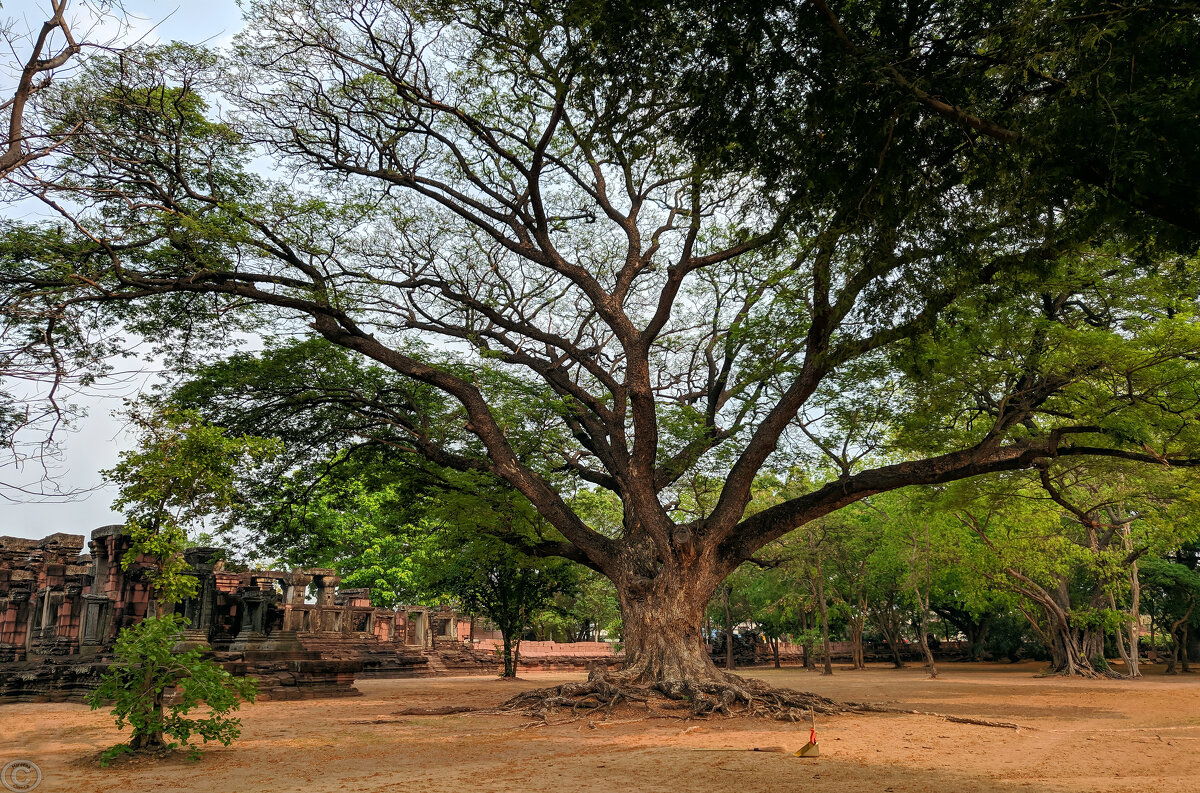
[3,662,1199,793]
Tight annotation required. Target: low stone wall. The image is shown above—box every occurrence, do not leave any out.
[470,639,616,657]
[218,652,363,701]
[513,655,623,673]
[410,640,624,677]
[0,658,110,703]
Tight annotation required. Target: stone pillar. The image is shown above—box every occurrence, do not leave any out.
[284,570,311,605]
[0,588,30,662]
[281,570,312,632]
[56,582,85,653]
[179,547,222,647]
[305,570,341,632]
[313,573,341,607]
[230,589,272,651]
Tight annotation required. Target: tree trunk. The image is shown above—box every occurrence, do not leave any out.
[722,585,734,671]
[814,566,833,676]
[800,609,815,670]
[1165,610,1190,675]
[885,636,905,669]
[1109,586,1141,679]
[133,683,167,750]
[872,608,906,669]
[615,575,729,684]
[1081,627,1105,668]
[849,616,865,670]
[131,729,166,750]
[914,597,938,679]
[500,632,517,677]
[912,525,937,677]
[1181,623,1191,673]
[1011,576,1097,676]
[1122,530,1141,678]
[1045,620,1096,676]
[1149,614,1156,663]
[771,637,781,669]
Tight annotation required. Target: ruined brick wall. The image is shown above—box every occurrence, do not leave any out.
[1,526,625,703]
[0,532,112,663]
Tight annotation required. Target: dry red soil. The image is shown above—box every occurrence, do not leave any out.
[3,662,1199,793]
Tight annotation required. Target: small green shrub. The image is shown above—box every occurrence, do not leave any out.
[88,614,257,764]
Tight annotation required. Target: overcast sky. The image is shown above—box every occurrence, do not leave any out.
[1,0,244,539]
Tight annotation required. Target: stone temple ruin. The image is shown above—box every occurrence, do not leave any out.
[0,526,615,703]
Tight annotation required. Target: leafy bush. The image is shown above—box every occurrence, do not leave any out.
[984,614,1048,662]
[88,614,257,764]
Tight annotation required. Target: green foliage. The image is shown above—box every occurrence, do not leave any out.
[144,339,612,649]
[1140,554,1200,630]
[573,0,1200,243]
[102,406,281,607]
[739,565,805,642]
[531,569,621,642]
[91,407,270,760]
[424,534,580,675]
[88,614,257,763]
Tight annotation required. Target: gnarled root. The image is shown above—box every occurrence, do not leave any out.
[500,673,650,719]
[500,667,843,721]
[650,676,840,719]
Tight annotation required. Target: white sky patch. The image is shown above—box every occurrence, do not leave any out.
[0,0,245,539]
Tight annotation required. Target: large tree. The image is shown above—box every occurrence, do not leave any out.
[3,1,1200,698]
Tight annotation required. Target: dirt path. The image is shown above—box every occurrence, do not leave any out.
[3,662,1199,793]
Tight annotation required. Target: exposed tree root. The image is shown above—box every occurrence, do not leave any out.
[497,668,1034,731]
[499,668,842,721]
[847,702,1029,730]
[1033,664,1118,680]
[395,705,479,715]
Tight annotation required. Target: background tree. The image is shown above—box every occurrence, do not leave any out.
[102,406,281,613]
[799,524,836,676]
[573,0,1200,239]
[741,564,804,670]
[90,406,264,760]
[1140,553,1200,674]
[424,534,580,677]
[945,460,1200,676]
[531,569,621,643]
[864,488,954,677]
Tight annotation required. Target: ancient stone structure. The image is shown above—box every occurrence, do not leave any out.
[0,527,441,702]
[0,526,625,704]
